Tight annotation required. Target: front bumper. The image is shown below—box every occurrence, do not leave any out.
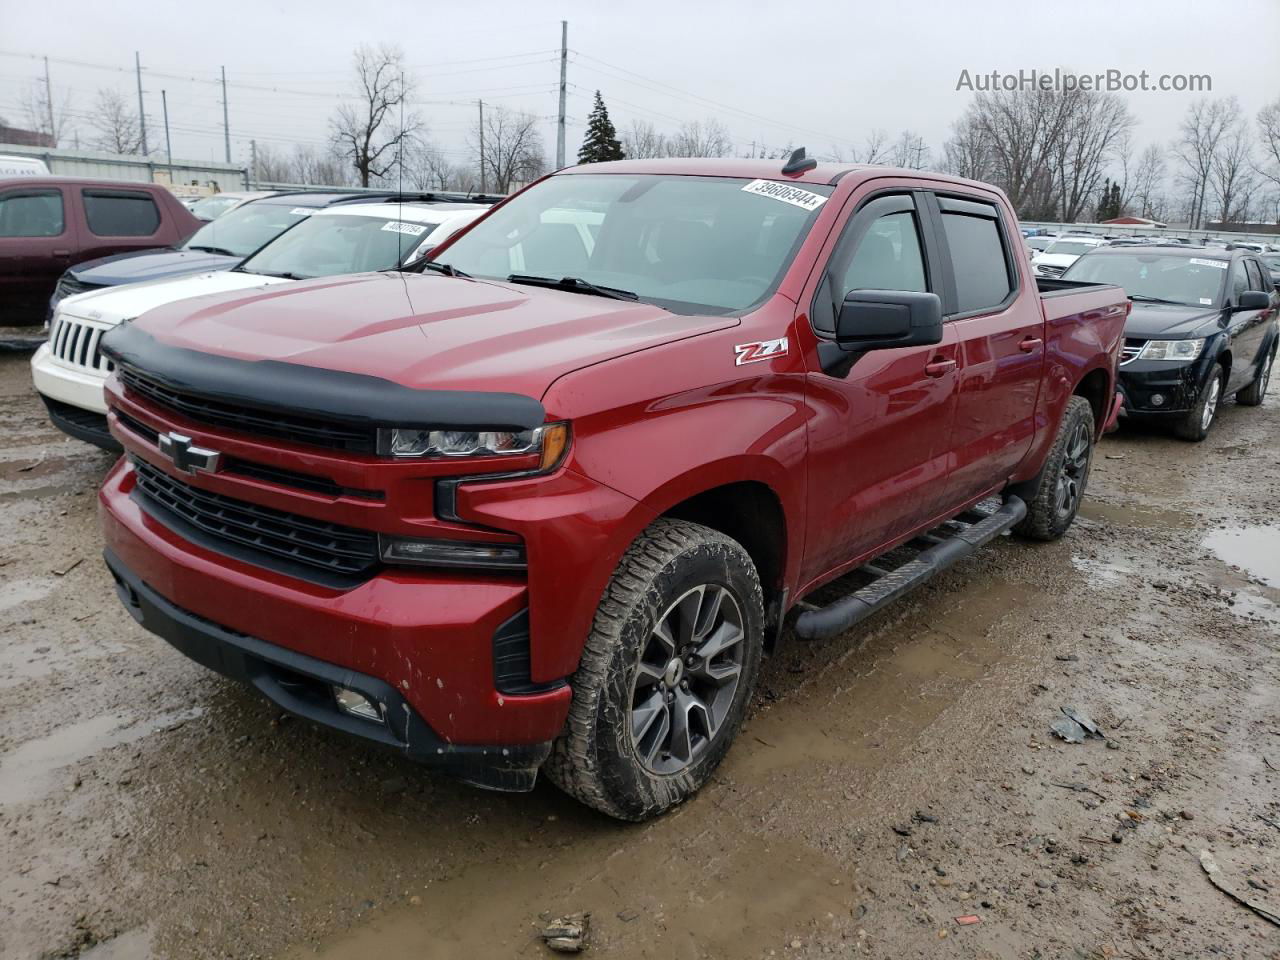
[104,548,554,791]
[31,341,111,415]
[1117,358,1205,416]
[99,458,573,778]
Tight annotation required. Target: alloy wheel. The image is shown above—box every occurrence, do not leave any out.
[1202,374,1222,432]
[1054,419,1092,521]
[630,584,745,775]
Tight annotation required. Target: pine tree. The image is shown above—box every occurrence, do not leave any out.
[577,91,624,164]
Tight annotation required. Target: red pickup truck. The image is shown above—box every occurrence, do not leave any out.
[0,177,199,325]
[98,155,1126,820]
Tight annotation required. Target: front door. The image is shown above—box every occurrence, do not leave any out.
[800,189,961,586]
[0,185,73,325]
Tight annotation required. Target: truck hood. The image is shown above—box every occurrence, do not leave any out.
[1035,252,1085,269]
[60,271,293,325]
[69,248,240,286]
[131,271,739,401]
[1125,302,1222,339]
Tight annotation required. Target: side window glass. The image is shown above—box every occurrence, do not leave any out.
[1229,262,1249,301]
[839,212,927,300]
[0,190,64,237]
[940,211,1011,313]
[82,191,161,237]
[1245,260,1265,293]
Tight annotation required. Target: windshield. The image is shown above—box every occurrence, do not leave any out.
[240,213,440,279]
[189,195,244,221]
[1063,253,1227,307]
[1045,240,1099,256]
[182,201,310,258]
[438,173,834,314]
[1263,254,1280,271]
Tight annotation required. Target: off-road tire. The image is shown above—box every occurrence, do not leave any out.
[1014,395,1095,542]
[1236,348,1274,407]
[544,518,764,821]
[1174,363,1225,441]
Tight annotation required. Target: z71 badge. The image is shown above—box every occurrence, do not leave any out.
[734,337,789,365]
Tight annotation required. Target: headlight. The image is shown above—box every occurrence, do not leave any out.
[1138,338,1205,361]
[378,422,569,470]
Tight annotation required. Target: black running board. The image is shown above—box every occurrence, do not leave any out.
[793,496,1027,641]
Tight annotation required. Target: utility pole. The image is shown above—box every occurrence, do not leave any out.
[220,66,231,163]
[161,89,173,174]
[478,99,486,193]
[134,52,148,156]
[42,57,55,144]
[556,20,568,169]
[249,139,258,186]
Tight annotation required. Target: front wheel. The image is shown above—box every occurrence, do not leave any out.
[1014,395,1095,542]
[544,519,764,821]
[1174,364,1225,441]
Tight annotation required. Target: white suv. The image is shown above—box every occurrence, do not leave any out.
[31,202,489,449]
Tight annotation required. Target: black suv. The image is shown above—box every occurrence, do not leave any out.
[1063,245,1278,441]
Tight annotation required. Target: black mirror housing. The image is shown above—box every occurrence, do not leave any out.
[836,289,944,351]
[1237,290,1271,311]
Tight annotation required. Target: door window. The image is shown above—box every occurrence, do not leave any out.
[939,208,1012,313]
[0,190,64,237]
[82,190,161,237]
[1228,261,1250,302]
[1245,259,1267,293]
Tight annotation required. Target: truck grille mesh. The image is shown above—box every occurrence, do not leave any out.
[120,367,375,453]
[130,457,380,582]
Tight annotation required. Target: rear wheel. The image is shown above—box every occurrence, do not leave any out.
[1174,364,1224,441]
[544,519,764,821]
[1014,395,1095,542]
[1236,349,1274,407]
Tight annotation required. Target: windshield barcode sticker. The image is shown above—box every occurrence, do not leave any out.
[382,221,427,236]
[289,207,314,215]
[1189,258,1227,269]
[741,179,827,212]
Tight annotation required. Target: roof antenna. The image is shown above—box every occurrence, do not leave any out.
[781,147,817,176]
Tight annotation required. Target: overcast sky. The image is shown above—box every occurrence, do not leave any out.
[2,0,1277,176]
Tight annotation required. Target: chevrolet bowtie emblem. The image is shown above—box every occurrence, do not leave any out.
[157,431,222,476]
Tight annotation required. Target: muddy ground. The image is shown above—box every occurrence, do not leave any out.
[1,348,1277,960]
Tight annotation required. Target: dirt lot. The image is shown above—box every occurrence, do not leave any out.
[1,347,1277,960]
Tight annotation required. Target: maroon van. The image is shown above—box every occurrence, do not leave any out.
[0,177,200,326]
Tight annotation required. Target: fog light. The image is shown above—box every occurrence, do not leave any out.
[1150,393,1165,407]
[379,535,526,569]
[333,686,384,723]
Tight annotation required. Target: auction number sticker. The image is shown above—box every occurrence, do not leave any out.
[381,221,428,237]
[741,179,828,212]
[1189,258,1228,269]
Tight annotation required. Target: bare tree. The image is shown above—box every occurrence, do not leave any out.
[1256,97,1280,199]
[470,105,546,193]
[290,145,352,186]
[668,119,732,158]
[330,44,419,187]
[1209,124,1257,224]
[1173,97,1240,229]
[621,120,668,160]
[87,88,144,155]
[1052,89,1134,222]
[20,81,73,147]
[1130,144,1167,220]
[940,117,994,183]
[890,130,931,169]
[252,143,293,182]
[857,129,892,165]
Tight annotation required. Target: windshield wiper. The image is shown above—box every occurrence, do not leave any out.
[248,270,310,280]
[419,260,471,279]
[185,244,238,257]
[1128,294,1192,306]
[506,274,639,301]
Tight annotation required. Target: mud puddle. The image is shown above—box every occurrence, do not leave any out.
[0,706,202,806]
[1203,523,1280,587]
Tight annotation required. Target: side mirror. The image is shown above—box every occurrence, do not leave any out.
[835,289,943,352]
[1237,290,1271,311]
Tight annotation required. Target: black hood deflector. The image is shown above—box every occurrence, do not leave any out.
[101,324,546,431]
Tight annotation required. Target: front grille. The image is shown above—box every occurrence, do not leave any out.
[1037,264,1065,278]
[115,411,382,501]
[50,316,115,373]
[120,367,375,454]
[1121,339,1145,365]
[130,456,380,584]
[53,275,102,304]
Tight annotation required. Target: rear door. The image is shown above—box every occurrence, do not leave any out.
[799,187,961,584]
[0,184,75,325]
[924,192,1043,506]
[1232,258,1277,389]
[74,187,169,264]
